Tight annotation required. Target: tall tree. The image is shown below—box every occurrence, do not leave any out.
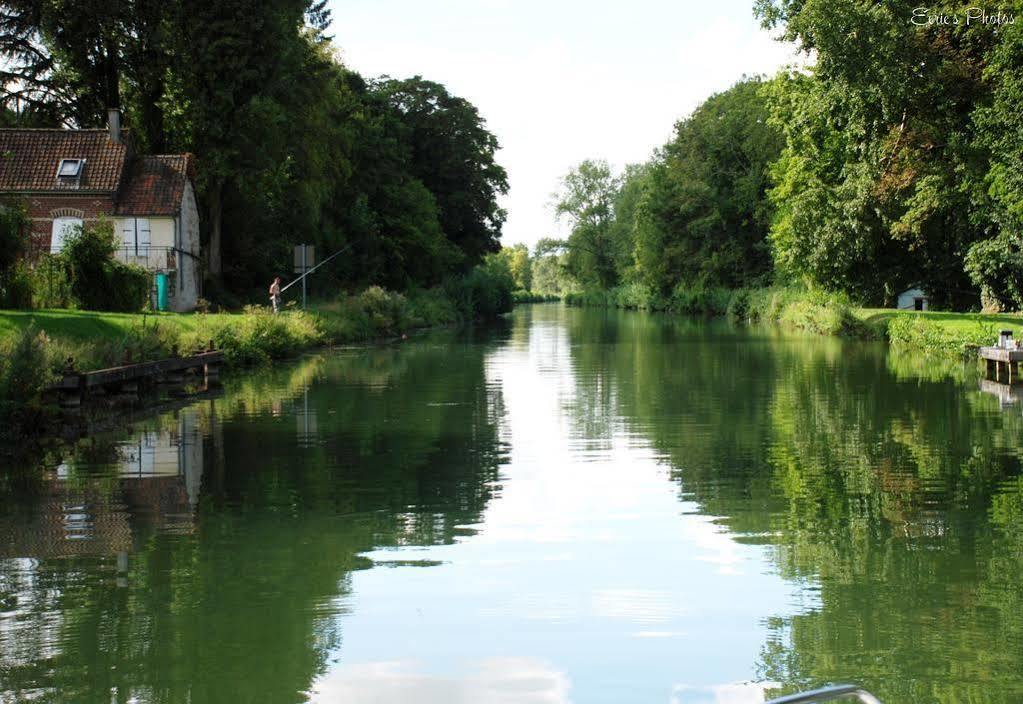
[634,78,782,295]
[373,77,509,267]
[757,0,1002,307]
[551,159,623,290]
[162,0,316,278]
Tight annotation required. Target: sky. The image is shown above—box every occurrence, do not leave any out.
[328,0,804,250]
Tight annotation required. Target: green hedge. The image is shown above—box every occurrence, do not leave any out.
[566,284,876,338]
[886,315,995,356]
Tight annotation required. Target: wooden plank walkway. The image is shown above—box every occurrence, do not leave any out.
[979,346,1023,385]
[51,350,224,406]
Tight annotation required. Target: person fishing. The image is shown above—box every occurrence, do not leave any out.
[269,276,282,313]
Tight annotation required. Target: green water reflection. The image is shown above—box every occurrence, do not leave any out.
[2,306,1023,703]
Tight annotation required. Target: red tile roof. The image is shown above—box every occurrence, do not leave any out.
[115,154,194,216]
[0,129,130,192]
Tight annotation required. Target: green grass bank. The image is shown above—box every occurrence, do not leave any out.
[0,282,514,439]
[564,284,1023,355]
[0,287,457,371]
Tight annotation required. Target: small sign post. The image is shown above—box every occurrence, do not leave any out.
[293,245,315,310]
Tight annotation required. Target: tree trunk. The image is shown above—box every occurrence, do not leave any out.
[140,83,166,152]
[207,182,223,277]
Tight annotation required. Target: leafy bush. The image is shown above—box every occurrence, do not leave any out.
[611,282,655,309]
[355,286,409,333]
[1,263,34,309]
[668,285,732,316]
[564,290,612,307]
[404,288,458,328]
[61,220,150,312]
[26,255,75,309]
[965,235,1023,312]
[105,262,151,312]
[181,307,325,366]
[0,325,56,436]
[512,290,561,303]
[444,256,514,321]
[887,315,995,356]
[726,288,752,321]
[0,205,29,308]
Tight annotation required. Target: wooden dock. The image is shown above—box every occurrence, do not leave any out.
[52,350,224,407]
[979,346,1023,385]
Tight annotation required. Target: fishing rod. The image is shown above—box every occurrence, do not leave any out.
[280,243,354,293]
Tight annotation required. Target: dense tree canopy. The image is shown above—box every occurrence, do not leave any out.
[755,0,1009,308]
[635,78,781,295]
[550,159,626,290]
[545,4,1023,313]
[545,79,782,299]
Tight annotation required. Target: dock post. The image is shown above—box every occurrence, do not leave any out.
[204,361,220,385]
[204,341,221,386]
[58,387,82,408]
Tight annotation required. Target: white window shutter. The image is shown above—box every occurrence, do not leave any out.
[123,219,134,250]
[138,218,151,251]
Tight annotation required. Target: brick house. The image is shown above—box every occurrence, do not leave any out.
[0,110,201,312]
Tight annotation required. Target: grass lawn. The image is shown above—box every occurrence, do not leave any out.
[0,309,241,344]
[856,307,1023,335]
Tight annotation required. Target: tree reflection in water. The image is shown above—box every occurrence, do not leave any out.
[0,327,509,704]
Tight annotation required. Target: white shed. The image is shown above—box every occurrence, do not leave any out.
[896,288,930,311]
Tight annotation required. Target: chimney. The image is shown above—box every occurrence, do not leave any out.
[107,108,121,143]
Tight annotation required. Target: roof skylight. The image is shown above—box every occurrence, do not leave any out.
[57,159,84,178]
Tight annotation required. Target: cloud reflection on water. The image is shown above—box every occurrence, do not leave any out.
[309,657,571,704]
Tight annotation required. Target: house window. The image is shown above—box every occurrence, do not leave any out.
[122,218,151,256]
[57,159,84,178]
[50,216,83,253]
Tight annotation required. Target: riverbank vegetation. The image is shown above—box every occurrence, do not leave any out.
[0,260,513,439]
[535,4,1023,350]
[564,282,1023,353]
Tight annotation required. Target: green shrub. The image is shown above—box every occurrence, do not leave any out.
[0,263,34,309]
[405,288,458,327]
[0,205,29,308]
[355,286,409,333]
[0,325,56,436]
[61,220,150,312]
[564,290,611,307]
[27,255,75,309]
[965,235,1023,311]
[512,290,562,303]
[726,288,752,321]
[611,282,655,309]
[181,307,325,366]
[668,285,732,315]
[445,257,514,321]
[105,263,151,312]
[887,315,995,356]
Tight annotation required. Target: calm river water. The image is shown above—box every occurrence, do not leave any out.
[3,304,1023,703]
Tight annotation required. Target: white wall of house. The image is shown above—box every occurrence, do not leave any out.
[897,288,929,311]
[175,181,201,313]
[114,184,201,313]
[117,217,175,257]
